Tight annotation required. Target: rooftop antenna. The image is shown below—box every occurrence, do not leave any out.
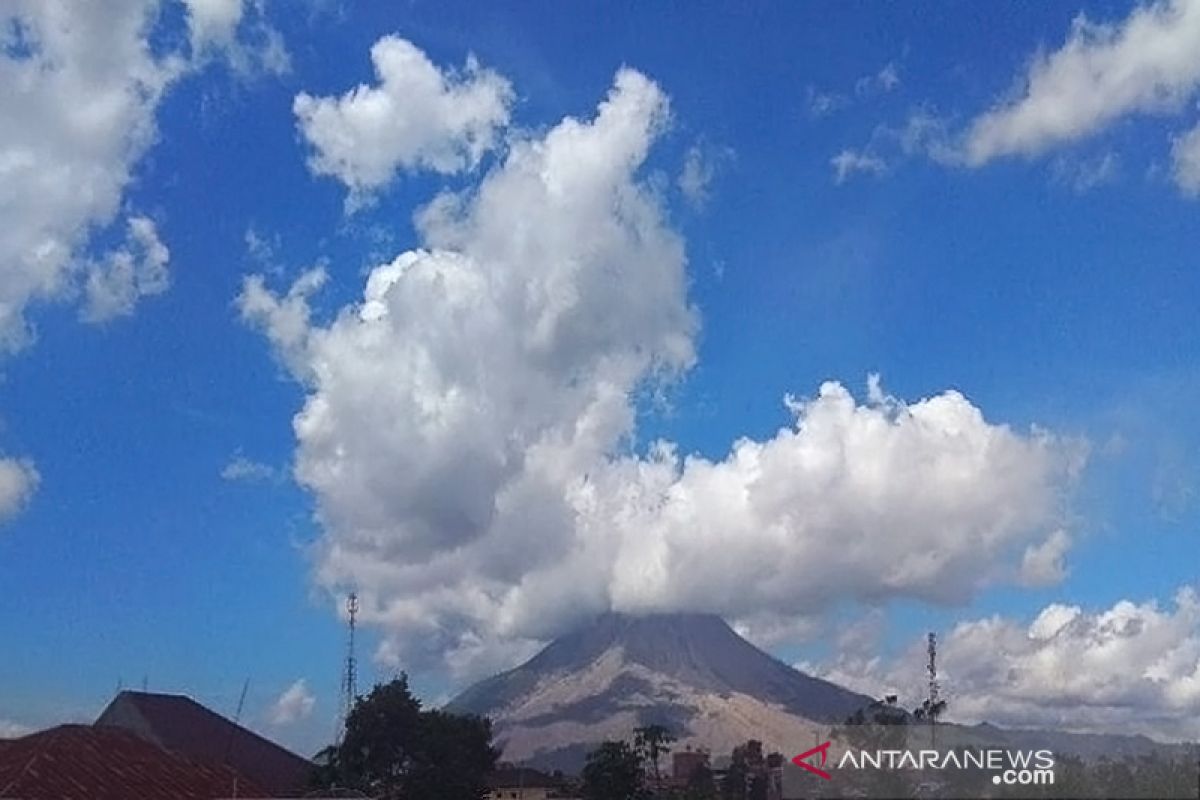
[224,678,250,800]
[339,592,359,741]
[233,678,250,725]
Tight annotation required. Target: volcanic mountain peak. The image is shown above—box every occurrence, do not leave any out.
[521,612,761,673]
[445,612,872,768]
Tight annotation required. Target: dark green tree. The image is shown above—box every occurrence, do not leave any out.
[721,744,749,800]
[404,710,499,800]
[582,740,648,800]
[634,724,676,785]
[911,697,947,723]
[835,694,909,751]
[314,676,499,800]
[337,678,421,793]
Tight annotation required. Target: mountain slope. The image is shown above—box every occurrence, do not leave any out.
[445,612,873,768]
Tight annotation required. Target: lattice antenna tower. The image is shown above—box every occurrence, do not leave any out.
[927,632,940,748]
[339,592,359,740]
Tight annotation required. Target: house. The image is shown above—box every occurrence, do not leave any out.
[95,690,313,797]
[0,724,272,800]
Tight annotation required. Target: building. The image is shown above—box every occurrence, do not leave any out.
[486,766,564,800]
[0,724,273,800]
[672,748,710,783]
[96,690,312,797]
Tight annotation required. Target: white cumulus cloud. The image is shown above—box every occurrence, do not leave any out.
[0,0,184,353]
[294,36,513,205]
[964,0,1200,166]
[810,588,1200,741]
[246,67,1084,684]
[267,679,315,725]
[850,2,1200,195]
[0,0,291,524]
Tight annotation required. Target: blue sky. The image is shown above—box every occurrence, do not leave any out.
[2,0,1199,754]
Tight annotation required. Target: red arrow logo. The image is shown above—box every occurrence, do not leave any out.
[792,740,833,780]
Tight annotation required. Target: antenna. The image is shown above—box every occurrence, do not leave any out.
[926,632,940,748]
[339,592,359,741]
[224,679,250,800]
[234,678,250,724]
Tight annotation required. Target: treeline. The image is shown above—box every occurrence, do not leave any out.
[306,677,1198,800]
[582,696,1200,800]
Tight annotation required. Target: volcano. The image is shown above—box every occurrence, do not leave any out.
[444,612,873,770]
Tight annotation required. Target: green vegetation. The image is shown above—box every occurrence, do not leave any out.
[581,739,650,800]
[310,676,499,800]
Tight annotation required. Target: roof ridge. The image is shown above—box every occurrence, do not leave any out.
[118,689,189,698]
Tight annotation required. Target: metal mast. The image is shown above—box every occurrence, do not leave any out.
[339,592,359,740]
[926,632,940,749]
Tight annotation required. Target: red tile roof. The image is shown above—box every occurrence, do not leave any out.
[0,724,273,800]
[96,691,312,796]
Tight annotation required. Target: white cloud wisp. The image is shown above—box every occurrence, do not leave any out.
[294,36,513,205]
